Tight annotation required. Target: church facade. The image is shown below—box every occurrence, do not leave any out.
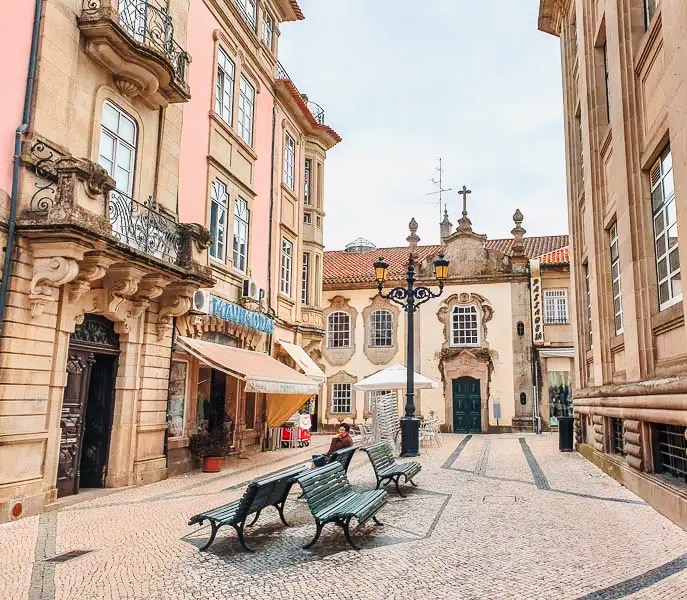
[320,206,572,433]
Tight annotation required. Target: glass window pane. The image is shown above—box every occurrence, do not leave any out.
[669,248,681,272]
[119,116,136,145]
[654,210,665,234]
[671,275,682,299]
[658,257,668,280]
[656,234,666,258]
[102,103,119,132]
[668,223,679,250]
[663,170,675,200]
[659,281,670,304]
[652,186,664,212]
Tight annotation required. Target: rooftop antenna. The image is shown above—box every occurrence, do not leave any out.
[425,158,453,222]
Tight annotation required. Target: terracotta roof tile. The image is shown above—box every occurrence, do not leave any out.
[538,245,570,265]
[323,235,569,286]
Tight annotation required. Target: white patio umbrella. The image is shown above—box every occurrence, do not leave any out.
[353,364,439,391]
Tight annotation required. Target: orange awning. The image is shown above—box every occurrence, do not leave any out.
[176,336,317,427]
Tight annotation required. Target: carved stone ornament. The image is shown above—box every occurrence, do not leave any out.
[83,160,115,199]
[30,257,80,317]
[69,253,115,302]
[437,292,493,351]
[157,282,196,339]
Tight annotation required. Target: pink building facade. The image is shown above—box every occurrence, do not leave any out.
[171,0,340,469]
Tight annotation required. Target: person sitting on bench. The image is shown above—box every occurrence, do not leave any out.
[312,423,353,467]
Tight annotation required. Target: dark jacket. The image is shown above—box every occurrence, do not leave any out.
[326,432,353,456]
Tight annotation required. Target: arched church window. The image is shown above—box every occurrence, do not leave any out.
[517,321,525,337]
[327,311,351,348]
[369,309,393,347]
[451,305,479,346]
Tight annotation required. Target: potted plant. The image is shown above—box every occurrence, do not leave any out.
[189,423,231,473]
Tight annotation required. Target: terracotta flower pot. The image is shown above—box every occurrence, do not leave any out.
[203,456,222,473]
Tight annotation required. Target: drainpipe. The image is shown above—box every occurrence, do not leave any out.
[0,0,43,345]
[266,105,277,354]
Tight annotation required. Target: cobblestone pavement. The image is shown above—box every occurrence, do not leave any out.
[2,434,687,600]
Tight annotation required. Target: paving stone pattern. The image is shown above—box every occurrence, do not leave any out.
[1,434,687,599]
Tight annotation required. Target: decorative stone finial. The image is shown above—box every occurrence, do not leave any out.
[440,207,453,242]
[407,218,420,249]
[511,208,526,256]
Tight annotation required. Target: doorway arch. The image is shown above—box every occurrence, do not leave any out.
[57,315,120,497]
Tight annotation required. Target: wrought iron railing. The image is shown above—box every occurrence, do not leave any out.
[82,0,190,86]
[275,61,327,125]
[109,190,187,264]
[306,100,325,125]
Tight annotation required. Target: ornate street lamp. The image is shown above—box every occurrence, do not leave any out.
[373,222,449,457]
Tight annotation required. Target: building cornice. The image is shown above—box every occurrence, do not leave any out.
[538,0,563,37]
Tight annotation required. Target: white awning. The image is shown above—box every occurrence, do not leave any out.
[354,364,439,391]
[176,336,318,396]
[277,340,326,383]
[539,347,575,358]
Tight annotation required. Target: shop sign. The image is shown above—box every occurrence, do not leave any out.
[209,296,275,334]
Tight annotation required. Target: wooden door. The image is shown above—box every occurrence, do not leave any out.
[79,354,117,488]
[452,377,482,433]
[57,350,95,497]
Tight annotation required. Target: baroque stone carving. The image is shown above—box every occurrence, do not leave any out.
[30,257,80,317]
[69,253,115,301]
[362,295,400,365]
[157,282,196,339]
[322,296,357,367]
[437,292,493,351]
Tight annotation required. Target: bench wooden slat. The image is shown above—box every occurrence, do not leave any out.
[363,441,421,496]
[188,465,307,552]
[296,462,387,550]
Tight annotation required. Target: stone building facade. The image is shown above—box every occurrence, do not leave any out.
[320,206,570,434]
[0,0,213,522]
[540,0,687,527]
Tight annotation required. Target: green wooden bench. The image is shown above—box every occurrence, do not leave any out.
[188,465,306,552]
[329,445,358,473]
[363,441,421,497]
[296,461,387,550]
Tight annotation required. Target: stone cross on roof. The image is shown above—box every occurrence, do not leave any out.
[456,185,473,233]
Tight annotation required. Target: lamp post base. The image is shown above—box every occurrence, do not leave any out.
[400,416,421,457]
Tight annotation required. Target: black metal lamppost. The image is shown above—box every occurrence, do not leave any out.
[373,238,449,457]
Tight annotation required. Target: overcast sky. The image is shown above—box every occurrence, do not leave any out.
[278,0,567,251]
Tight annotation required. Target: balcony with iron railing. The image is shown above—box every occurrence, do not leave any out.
[21,138,210,271]
[79,0,191,107]
[275,61,327,126]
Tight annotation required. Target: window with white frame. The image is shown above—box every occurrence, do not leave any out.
[331,383,352,414]
[303,212,312,225]
[327,311,351,348]
[304,158,312,205]
[644,0,659,29]
[232,197,249,272]
[99,100,137,196]
[210,180,229,262]
[215,47,234,124]
[261,10,274,48]
[301,252,310,305]
[237,76,255,146]
[651,146,681,310]
[609,221,624,334]
[280,238,293,296]
[369,310,393,348]
[544,290,569,324]
[284,133,295,189]
[234,0,256,28]
[452,305,479,346]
